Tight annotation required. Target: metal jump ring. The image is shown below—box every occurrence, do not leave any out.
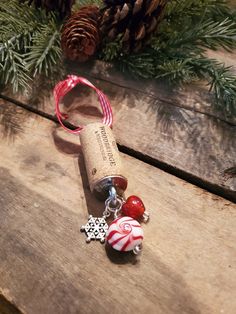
[105,195,124,213]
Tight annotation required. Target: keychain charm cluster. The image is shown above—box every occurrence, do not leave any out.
[54,75,150,257]
[81,187,149,254]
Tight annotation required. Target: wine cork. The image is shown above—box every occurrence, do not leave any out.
[80,122,127,199]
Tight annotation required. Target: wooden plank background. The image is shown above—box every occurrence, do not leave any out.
[1,50,235,201]
[0,99,236,314]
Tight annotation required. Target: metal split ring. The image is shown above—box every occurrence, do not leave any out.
[105,195,124,213]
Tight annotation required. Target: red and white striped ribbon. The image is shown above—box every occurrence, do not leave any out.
[54,75,113,134]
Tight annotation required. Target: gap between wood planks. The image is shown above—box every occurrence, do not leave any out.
[0,93,235,204]
[68,72,236,127]
[65,59,236,126]
[0,294,23,314]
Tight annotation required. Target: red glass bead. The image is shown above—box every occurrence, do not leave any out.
[121,195,145,219]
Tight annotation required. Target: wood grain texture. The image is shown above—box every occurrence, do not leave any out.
[0,99,236,314]
[67,49,236,125]
[1,51,236,199]
[5,78,236,198]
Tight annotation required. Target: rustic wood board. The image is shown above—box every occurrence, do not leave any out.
[67,48,236,125]
[0,99,236,314]
[2,71,236,200]
[1,51,236,200]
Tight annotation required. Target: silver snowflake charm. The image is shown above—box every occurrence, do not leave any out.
[80,215,108,243]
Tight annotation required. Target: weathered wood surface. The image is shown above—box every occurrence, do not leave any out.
[1,51,236,200]
[68,49,236,124]
[0,99,236,314]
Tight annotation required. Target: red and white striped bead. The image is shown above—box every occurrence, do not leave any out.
[106,216,143,252]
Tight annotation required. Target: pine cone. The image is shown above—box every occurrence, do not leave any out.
[100,0,168,52]
[61,6,100,62]
[19,0,75,18]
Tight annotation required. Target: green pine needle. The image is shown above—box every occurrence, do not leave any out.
[159,18,236,52]
[25,17,61,77]
[0,0,62,93]
[118,52,155,79]
[99,34,123,62]
[110,0,236,116]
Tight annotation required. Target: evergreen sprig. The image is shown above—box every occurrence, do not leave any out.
[0,0,62,92]
[153,18,236,52]
[165,0,236,22]
[25,18,61,77]
[116,50,236,116]
[102,0,236,116]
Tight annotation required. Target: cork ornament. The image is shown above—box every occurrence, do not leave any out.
[54,75,149,255]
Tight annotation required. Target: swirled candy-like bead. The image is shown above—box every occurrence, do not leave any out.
[106,216,143,251]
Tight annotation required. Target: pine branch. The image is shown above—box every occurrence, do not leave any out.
[117,53,155,79]
[99,34,123,62]
[165,0,236,22]
[0,43,31,93]
[157,0,236,56]
[161,18,236,52]
[152,18,236,56]
[186,57,236,116]
[155,59,196,83]
[25,17,62,77]
[0,1,34,92]
[0,1,37,91]
[117,49,236,116]
[0,0,62,92]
